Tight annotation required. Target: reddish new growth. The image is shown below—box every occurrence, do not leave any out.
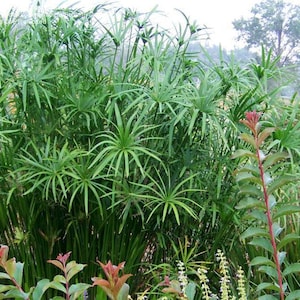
[92,260,132,300]
[0,245,9,266]
[240,111,262,136]
[47,251,72,272]
[56,252,71,266]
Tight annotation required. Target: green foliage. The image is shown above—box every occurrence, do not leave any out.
[0,2,298,299]
[233,111,300,298]
[233,0,300,65]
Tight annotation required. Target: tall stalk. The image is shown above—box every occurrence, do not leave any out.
[241,112,284,299]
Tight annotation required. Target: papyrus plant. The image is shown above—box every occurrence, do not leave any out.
[232,111,300,299]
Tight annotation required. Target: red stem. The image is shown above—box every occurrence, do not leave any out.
[3,267,29,300]
[63,266,70,300]
[255,138,284,300]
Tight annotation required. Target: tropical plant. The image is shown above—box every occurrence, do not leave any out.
[232,111,300,299]
[0,2,297,298]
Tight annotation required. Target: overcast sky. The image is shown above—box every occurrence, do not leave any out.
[0,0,299,50]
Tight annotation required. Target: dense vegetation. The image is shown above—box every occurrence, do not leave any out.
[0,2,299,299]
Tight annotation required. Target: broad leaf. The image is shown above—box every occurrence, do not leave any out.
[235,197,264,210]
[240,133,256,148]
[237,186,262,198]
[13,262,24,286]
[248,210,267,223]
[258,295,279,300]
[66,262,86,282]
[117,283,130,300]
[256,282,280,292]
[5,258,16,278]
[32,279,51,300]
[249,237,273,253]
[185,282,196,300]
[49,281,67,294]
[240,227,269,240]
[250,256,275,267]
[53,275,66,284]
[236,171,260,184]
[69,283,91,298]
[231,149,256,159]
[258,266,278,279]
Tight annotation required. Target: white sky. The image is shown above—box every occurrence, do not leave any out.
[1,0,299,50]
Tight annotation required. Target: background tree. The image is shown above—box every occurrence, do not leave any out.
[233,0,300,65]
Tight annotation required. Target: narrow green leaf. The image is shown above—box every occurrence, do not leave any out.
[0,284,15,293]
[257,127,275,147]
[22,81,27,111]
[263,152,290,169]
[170,203,180,225]
[282,263,300,276]
[273,205,300,220]
[32,82,41,108]
[3,288,30,299]
[278,233,300,250]
[0,272,10,280]
[286,290,300,300]
[268,174,297,194]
